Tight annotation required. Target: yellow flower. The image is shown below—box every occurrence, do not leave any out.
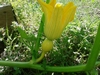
[38,0,77,40]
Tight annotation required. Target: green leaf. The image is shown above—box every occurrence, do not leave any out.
[86,69,98,75]
[90,69,98,75]
[17,27,36,43]
[27,33,36,42]
[17,27,28,39]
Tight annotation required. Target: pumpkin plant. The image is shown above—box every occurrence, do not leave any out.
[0,0,100,75]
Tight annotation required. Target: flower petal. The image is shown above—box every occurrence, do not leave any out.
[61,6,77,31]
[49,0,56,7]
[63,2,74,13]
[62,2,75,23]
[44,3,63,40]
[37,0,53,24]
[69,6,77,22]
[64,6,77,24]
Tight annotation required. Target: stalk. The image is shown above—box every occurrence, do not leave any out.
[0,60,100,72]
[85,24,100,70]
[0,61,85,72]
[34,14,44,51]
[35,51,46,63]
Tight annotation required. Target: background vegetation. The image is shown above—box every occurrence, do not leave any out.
[0,0,100,75]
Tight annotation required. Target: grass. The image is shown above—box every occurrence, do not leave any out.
[0,0,100,75]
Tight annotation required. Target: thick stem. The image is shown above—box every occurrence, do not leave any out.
[0,61,30,68]
[0,61,100,72]
[85,24,100,71]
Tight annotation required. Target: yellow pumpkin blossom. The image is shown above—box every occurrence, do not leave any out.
[37,0,77,40]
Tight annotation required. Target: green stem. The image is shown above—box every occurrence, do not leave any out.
[34,0,49,52]
[0,61,100,72]
[0,61,84,72]
[85,24,100,71]
[46,0,50,3]
[0,61,31,68]
[35,14,44,51]
[34,14,45,59]
[35,51,46,63]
